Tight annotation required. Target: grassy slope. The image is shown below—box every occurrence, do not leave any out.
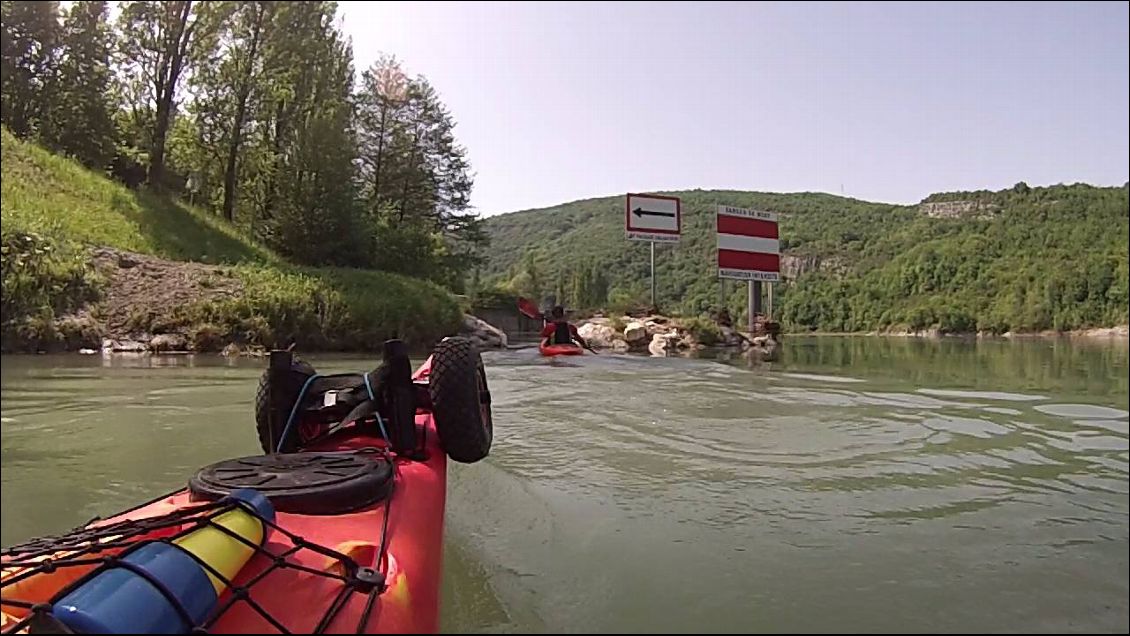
[1,129,461,351]
[1,129,275,265]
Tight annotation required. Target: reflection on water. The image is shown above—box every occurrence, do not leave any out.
[2,337,1128,633]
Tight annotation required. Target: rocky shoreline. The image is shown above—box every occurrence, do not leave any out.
[574,314,781,360]
[5,246,480,356]
[861,325,1130,340]
[86,313,511,358]
[12,245,1122,357]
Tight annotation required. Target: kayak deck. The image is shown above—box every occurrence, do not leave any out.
[0,337,503,635]
[3,397,447,635]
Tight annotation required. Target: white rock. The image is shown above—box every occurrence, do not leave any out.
[648,332,679,356]
[623,321,648,343]
[578,322,617,348]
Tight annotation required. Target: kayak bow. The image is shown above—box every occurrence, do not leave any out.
[539,342,584,357]
[1,337,494,635]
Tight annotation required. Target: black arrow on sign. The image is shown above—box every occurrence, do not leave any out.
[632,207,676,219]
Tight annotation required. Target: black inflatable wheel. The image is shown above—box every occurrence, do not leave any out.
[255,358,315,453]
[429,337,492,463]
[189,451,393,515]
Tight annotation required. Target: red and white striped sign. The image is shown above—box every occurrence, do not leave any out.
[716,205,780,281]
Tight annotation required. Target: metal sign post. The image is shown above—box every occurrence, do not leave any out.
[626,193,682,310]
[650,241,656,308]
[716,204,779,333]
[748,280,763,332]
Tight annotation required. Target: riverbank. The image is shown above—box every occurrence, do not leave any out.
[572,313,781,359]
[564,313,1128,362]
[1,130,465,354]
[1,241,465,354]
[794,326,1130,340]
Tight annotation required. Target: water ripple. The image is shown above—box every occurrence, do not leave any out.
[4,343,1128,633]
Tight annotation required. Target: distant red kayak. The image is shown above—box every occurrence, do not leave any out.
[1,338,493,635]
[539,342,584,357]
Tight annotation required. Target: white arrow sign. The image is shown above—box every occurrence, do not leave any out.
[625,193,681,242]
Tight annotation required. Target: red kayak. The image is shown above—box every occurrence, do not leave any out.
[539,341,584,357]
[1,337,492,634]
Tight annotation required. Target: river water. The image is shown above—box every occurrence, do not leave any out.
[2,337,1127,632]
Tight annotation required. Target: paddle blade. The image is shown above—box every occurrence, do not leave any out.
[517,296,542,320]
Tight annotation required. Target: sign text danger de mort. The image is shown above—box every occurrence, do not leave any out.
[716,205,780,282]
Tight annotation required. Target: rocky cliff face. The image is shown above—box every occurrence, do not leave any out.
[779,254,847,280]
[918,200,999,219]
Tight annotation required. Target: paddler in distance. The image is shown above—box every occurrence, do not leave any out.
[540,305,588,350]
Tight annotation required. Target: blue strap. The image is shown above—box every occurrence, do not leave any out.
[276,374,320,453]
[363,372,391,445]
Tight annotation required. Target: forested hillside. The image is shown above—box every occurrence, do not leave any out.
[482,184,1129,333]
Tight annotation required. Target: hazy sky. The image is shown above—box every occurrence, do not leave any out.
[339,1,1129,216]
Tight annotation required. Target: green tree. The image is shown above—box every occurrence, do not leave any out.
[519,250,542,299]
[481,185,1128,332]
[44,0,116,170]
[589,265,609,307]
[117,0,216,187]
[355,59,485,284]
[256,2,362,266]
[554,269,568,307]
[0,0,62,138]
[220,1,267,223]
[356,54,409,217]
